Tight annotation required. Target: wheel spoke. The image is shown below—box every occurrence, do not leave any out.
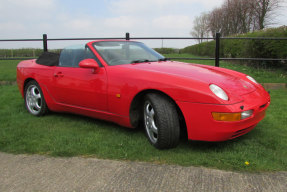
[34,103,41,111]
[31,87,41,99]
[149,108,155,117]
[26,91,32,99]
[31,87,37,96]
[145,105,151,116]
[34,92,41,99]
[150,122,158,134]
[146,104,154,118]
[144,102,158,143]
[28,98,35,108]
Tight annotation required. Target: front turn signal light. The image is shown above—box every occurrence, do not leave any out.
[212,110,253,122]
[212,112,241,121]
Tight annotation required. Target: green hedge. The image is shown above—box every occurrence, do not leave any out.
[154,48,179,54]
[0,48,61,58]
[181,26,287,66]
[181,41,216,57]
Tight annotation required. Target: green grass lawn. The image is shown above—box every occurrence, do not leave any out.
[0,60,20,81]
[0,84,286,172]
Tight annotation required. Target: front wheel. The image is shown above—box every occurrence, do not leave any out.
[143,93,180,149]
[24,80,48,116]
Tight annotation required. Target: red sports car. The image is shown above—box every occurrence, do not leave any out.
[17,40,270,149]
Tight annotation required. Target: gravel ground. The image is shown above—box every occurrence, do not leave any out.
[0,152,286,192]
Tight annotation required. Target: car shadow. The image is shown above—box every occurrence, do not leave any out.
[48,111,144,134]
[178,129,257,152]
[45,111,256,151]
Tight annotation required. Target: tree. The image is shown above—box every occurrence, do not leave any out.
[195,0,282,38]
[208,8,224,38]
[250,0,281,30]
[223,0,254,34]
[190,13,210,43]
[209,0,257,36]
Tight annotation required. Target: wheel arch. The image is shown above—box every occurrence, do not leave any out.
[129,89,187,136]
[23,78,36,94]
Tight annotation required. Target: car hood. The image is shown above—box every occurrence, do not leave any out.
[125,61,256,96]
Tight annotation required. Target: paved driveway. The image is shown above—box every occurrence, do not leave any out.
[0,152,286,192]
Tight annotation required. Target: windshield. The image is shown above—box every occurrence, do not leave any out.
[93,41,165,66]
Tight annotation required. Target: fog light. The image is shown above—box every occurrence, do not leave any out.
[212,112,241,121]
[241,110,253,119]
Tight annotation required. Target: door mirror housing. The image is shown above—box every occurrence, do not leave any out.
[79,59,99,73]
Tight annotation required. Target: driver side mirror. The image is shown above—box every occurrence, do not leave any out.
[79,59,99,73]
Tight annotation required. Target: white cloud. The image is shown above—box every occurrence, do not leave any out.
[65,19,95,30]
[110,0,152,14]
[4,0,55,8]
[104,16,139,28]
[110,0,224,15]
[0,0,56,38]
[152,15,193,30]
[0,22,25,32]
[0,0,286,49]
[0,0,55,20]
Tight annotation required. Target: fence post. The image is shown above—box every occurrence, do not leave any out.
[125,32,130,40]
[43,34,48,52]
[215,32,220,67]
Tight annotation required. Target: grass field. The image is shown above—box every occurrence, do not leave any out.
[0,86,286,172]
[0,58,286,172]
[0,60,20,81]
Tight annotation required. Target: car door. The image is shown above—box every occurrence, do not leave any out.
[49,45,108,111]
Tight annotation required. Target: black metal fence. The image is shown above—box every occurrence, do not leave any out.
[1,32,287,67]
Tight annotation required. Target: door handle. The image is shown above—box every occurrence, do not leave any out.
[54,72,64,77]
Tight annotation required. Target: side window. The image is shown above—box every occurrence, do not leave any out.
[59,45,85,67]
[59,49,74,67]
[59,45,103,67]
[84,47,103,67]
[84,48,96,59]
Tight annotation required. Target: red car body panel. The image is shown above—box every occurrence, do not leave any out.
[17,40,270,142]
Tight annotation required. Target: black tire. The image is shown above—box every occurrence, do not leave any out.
[143,93,180,149]
[24,80,48,116]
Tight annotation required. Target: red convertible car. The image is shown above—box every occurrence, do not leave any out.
[17,40,270,149]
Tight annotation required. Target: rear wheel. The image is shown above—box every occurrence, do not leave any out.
[143,93,180,149]
[24,80,48,116]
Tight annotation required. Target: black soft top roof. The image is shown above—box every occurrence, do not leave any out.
[36,52,60,66]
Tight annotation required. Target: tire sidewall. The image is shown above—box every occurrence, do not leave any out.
[143,93,180,149]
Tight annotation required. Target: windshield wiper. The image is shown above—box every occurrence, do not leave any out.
[131,59,151,64]
[131,58,169,64]
[158,58,170,61]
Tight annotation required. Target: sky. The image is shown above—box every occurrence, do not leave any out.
[0,0,286,49]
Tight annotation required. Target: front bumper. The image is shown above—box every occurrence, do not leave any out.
[176,89,270,141]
